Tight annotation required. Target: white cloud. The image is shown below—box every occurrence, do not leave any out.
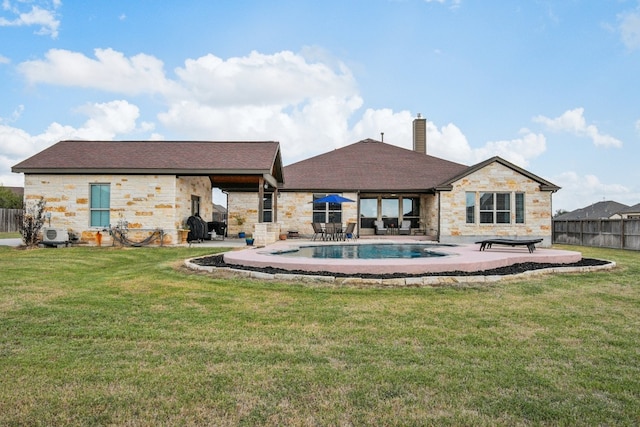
[1,100,150,186]
[11,47,549,177]
[423,123,546,168]
[424,0,461,9]
[533,107,623,148]
[0,54,9,64]
[618,6,640,50]
[19,48,181,97]
[0,1,60,38]
[175,50,357,106]
[426,122,473,163]
[472,130,547,167]
[552,171,636,211]
[0,104,23,124]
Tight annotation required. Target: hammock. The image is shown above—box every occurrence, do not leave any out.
[109,227,164,247]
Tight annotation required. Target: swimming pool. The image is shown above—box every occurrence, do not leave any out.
[270,243,449,259]
[219,239,584,276]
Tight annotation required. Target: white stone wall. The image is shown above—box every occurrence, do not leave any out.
[176,176,214,226]
[227,191,359,238]
[23,174,212,245]
[438,162,554,246]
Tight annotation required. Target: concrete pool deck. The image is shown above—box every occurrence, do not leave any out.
[221,238,584,275]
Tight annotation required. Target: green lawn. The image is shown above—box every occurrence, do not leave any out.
[0,231,20,239]
[1,245,639,426]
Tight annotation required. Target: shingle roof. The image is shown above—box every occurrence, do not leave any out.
[618,203,640,214]
[12,140,283,181]
[281,139,469,192]
[555,200,629,220]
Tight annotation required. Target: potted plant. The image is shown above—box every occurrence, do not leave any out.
[178,223,190,244]
[245,234,254,246]
[233,214,246,238]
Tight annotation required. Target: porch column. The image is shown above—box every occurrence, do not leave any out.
[273,187,278,222]
[258,177,264,222]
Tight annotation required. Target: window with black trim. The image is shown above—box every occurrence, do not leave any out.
[312,194,342,223]
[515,193,525,224]
[263,193,273,222]
[480,192,510,224]
[466,192,475,224]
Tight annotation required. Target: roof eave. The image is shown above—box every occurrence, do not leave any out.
[12,168,276,175]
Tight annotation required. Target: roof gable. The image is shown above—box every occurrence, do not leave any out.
[436,156,560,192]
[282,139,469,192]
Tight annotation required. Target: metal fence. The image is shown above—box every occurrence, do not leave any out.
[0,208,23,233]
[553,219,640,250]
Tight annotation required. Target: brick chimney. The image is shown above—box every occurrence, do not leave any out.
[413,113,427,154]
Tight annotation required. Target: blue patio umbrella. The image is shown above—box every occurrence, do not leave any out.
[312,194,355,204]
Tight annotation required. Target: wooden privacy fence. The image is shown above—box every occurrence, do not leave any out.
[0,209,23,233]
[553,219,640,250]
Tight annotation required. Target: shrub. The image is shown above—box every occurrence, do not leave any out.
[0,186,23,209]
[19,198,46,248]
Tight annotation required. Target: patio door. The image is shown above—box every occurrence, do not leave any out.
[359,196,420,231]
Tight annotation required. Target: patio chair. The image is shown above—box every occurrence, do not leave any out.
[324,222,337,240]
[343,222,356,241]
[398,220,411,235]
[311,222,325,241]
[374,220,387,235]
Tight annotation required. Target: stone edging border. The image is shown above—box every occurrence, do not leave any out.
[184,258,617,287]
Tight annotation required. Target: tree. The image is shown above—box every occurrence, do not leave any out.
[0,186,23,208]
[554,209,569,218]
[20,197,46,248]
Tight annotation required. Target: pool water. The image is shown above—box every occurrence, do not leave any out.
[270,244,450,259]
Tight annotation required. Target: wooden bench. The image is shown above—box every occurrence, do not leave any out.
[475,238,543,254]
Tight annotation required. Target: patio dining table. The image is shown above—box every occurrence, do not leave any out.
[323,223,344,241]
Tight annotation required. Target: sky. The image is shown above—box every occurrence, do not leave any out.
[1,0,639,212]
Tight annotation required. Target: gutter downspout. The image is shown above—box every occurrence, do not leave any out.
[356,191,361,238]
[437,191,441,242]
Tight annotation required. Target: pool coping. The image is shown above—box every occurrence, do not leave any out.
[184,239,616,286]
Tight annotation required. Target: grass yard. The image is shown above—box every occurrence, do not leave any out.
[0,244,639,426]
[0,231,20,239]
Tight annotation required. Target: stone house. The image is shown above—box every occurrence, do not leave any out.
[12,140,284,245]
[227,116,560,246]
[13,116,559,246]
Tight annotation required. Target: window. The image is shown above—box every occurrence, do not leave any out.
[263,193,273,222]
[402,197,421,228]
[466,192,475,224]
[515,193,525,224]
[359,198,377,229]
[479,192,511,224]
[312,194,342,223]
[359,196,421,229]
[479,193,494,224]
[381,198,399,227]
[90,184,110,227]
[496,193,511,224]
[191,195,200,216]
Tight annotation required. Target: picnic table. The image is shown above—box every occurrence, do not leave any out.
[475,238,543,254]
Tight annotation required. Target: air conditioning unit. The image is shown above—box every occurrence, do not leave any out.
[42,227,69,245]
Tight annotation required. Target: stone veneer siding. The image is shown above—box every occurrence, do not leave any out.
[23,174,212,245]
[438,162,553,246]
[227,191,359,238]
